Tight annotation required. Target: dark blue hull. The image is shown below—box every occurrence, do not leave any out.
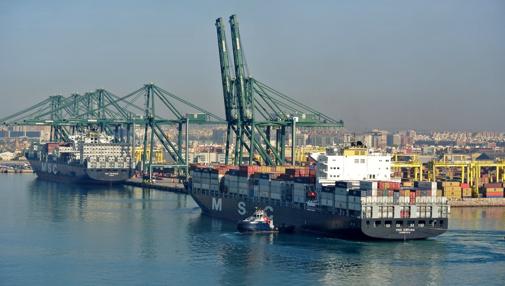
[190,189,448,240]
[28,159,131,184]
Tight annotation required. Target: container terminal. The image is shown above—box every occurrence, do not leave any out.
[0,14,503,210]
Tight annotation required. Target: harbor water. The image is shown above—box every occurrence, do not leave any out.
[1,175,504,285]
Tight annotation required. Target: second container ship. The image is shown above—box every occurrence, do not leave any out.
[25,130,132,184]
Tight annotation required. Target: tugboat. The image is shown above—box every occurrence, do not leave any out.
[237,209,278,233]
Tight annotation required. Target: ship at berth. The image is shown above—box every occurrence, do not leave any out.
[189,143,449,240]
[25,130,132,184]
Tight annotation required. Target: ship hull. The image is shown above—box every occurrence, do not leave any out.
[28,159,130,184]
[190,190,448,240]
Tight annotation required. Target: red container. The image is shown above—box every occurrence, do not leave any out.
[239,165,259,172]
[389,182,401,190]
[46,142,60,153]
[485,191,504,198]
[461,183,470,188]
[377,181,401,190]
[484,183,502,188]
[286,168,309,177]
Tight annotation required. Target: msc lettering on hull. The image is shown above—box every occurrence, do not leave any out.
[212,198,222,211]
[237,201,246,215]
[41,162,57,174]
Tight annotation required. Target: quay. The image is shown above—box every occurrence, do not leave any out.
[123,177,187,194]
[1,171,503,207]
[121,177,505,208]
[449,198,505,207]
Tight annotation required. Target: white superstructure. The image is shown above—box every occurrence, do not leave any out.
[44,130,131,169]
[68,131,114,144]
[316,145,391,186]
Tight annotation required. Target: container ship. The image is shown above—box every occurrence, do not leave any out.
[189,144,449,240]
[25,130,132,184]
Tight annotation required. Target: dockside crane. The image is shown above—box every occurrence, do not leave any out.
[0,89,136,142]
[215,15,343,166]
[1,84,226,178]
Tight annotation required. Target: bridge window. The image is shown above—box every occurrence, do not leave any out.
[395,221,403,228]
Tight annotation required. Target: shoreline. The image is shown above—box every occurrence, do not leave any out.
[449,198,505,207]
[124,179,505,208]
[4,173,504,207]
[123,178,187,194]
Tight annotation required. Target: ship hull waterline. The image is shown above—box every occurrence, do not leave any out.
[190,190,448,240]
[28,159,131,184]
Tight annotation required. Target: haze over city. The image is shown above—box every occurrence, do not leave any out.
[1,0,504,132]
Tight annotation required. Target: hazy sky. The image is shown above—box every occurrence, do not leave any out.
[1,0,504,132]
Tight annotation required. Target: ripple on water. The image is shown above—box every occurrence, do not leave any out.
[1,175,505,286]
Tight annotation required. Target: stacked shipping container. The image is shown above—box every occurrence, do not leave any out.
[439,181,462,200]
[190,165,450,221]
[480,183,504,198]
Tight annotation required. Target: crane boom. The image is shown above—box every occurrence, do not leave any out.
[229,15,252,122]
[215,17,237,122]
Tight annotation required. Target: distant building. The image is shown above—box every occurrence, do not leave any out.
[295,133,308,147]
[336,131,353,145]
[0,127,41,139]
[307,134,335,146]
[387,133,402,147]
[0,152,16,161]
[189,152,226,164]
[211,129,226,145]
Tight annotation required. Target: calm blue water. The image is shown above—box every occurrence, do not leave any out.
[1,175,504,286]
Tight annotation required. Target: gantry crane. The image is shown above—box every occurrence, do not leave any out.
[391,153,424,181]
[1,84,226,178]
[216,15,343,166]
